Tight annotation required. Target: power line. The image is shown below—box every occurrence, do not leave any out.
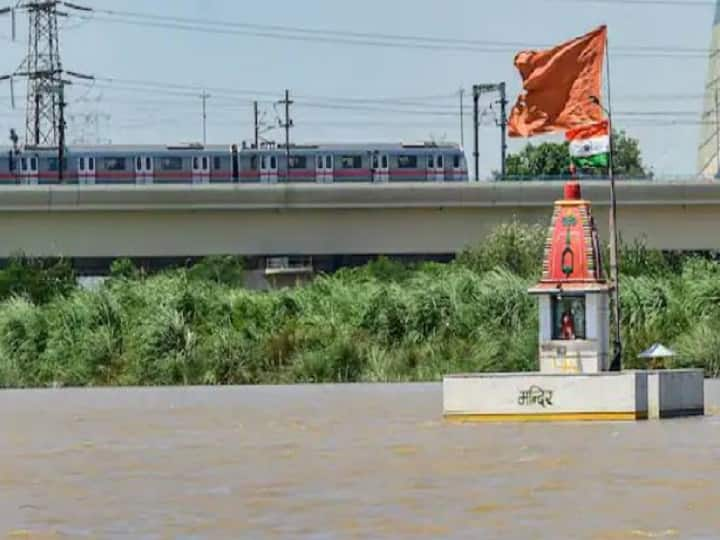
[78,76,719,110]
[81,78,473,110]
[76,9,717,59]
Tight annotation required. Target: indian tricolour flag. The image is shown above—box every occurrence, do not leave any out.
[566,120,610,169]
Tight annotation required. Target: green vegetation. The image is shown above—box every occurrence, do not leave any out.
[0,225,718,388]
[502,129,650,179]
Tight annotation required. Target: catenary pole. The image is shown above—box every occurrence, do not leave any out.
[715,88,719,175]
[201,91,209,145]
[254,100,259,148]
[459,87,465,148]
[472,84,480,181]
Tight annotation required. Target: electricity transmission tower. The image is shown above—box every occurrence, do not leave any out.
[0,1,94,150]
[69,94,111,145]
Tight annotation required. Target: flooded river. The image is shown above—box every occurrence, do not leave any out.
[1,384,719,539]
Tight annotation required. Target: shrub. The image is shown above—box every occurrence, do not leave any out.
[456,219,546,278]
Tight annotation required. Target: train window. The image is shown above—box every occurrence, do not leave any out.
[21,158,27,171]
[160,157,183,171]
[145,157,152,170]
[213,156,221,170]
[48,158,67,171]
[372,155,379,169]
[317,156,323,169]
[382,155,388,169]
[398,155,418,169]
[437,155,443,168]
[261,156,266,170]
[30,157,37,171]
[289,156,307,169]
[340,155,361,169]
[325,155,332,169]
[270,156,277,169]
[105,157,127,171]
[79,157,85,171]
[192,157,199,170]
[89,158,95,171]
[453,155,460,168]
[250,155,258,170]
[427,156,434,168]
[135,157,142,171]
[202,156,208,170]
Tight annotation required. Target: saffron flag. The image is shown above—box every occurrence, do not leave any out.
[566,120,610,169]
[508,26,607,138]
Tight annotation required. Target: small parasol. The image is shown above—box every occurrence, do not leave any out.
[637,344,676,359]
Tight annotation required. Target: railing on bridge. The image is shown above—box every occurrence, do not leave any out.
[265,256,314,276]
[494,173,718,183]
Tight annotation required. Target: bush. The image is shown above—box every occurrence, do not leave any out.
[0,256,76,304]
[456,219,546,278]
[672,321,720,378]
[186,256,245,286]
[0,238,717,387]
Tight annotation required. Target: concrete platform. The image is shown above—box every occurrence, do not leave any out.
[443,370,704,422]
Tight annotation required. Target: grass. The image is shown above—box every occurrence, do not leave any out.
[0,223,717,387]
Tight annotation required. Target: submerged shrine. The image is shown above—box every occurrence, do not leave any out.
[443,181,704,422]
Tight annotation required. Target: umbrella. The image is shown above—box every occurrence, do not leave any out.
[637,343,676,359]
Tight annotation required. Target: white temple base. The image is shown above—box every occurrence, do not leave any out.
[443,370,704,422]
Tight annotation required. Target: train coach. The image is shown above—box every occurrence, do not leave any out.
[0,142,469,185]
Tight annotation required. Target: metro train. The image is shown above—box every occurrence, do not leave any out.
[0,142,469,185]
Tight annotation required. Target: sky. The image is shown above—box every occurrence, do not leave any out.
[0,0,716,178]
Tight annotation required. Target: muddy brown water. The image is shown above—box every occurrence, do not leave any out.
[1,384,719,539]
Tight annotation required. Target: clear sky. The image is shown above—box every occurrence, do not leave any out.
[0,0,715,178]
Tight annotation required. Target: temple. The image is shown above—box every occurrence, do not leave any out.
[528,181,611,374]
[442,181,704,422]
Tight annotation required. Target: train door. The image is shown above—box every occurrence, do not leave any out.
[135,155,154,184]
[372,153,389,183]
[315,154,324,183]
[19,155,38,185]
[451,154,464,181]
[435,154,445,182]
[427,154,444,182]
[78,156,96,185]
[315,154,333,183]
[260,154,278,183]
[324,154,334,183]
[192,154,210,184]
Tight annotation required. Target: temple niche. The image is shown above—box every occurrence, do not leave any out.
[529,181,611,374]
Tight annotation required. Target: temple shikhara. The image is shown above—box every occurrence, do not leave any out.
[529,180,611,374]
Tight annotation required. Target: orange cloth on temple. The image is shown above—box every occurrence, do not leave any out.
[508,26,607,138]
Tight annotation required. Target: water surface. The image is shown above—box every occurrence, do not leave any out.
[1,384,718,539]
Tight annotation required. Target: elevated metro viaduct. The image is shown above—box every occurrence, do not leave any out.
[0,180,718,274]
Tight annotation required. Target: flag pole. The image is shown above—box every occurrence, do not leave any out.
[605,29,623,372]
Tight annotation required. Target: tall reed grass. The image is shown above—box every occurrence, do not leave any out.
[0,224,717,387]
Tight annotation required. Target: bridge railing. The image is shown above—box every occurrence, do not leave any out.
[493,173,718,183]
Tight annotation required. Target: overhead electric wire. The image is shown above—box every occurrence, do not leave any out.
[68,79,719,123]
[84,75,717,110]
[79,9,715,59]
[85,77,470,109]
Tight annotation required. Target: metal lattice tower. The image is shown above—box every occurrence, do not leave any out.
[1,1,93,153]
[22,0,63,146]
[698,1,720,177]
